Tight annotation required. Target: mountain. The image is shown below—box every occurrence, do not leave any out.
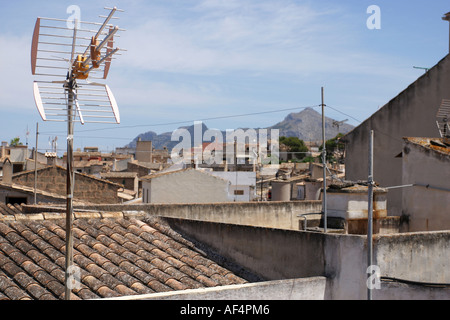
[269,107,354,142]
[126,122,211,150]
[126,108,354,150]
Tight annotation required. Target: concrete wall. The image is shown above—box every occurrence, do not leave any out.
[143,170,232,204]
[165,218,450,300]
[343,54,450,216]
[209,171,257,202]
[167,218,326,281]
[374,281,450,300]
[402,139,450,231]
[74,201,323,231]
[375,231,450,284]
[136,140,152,163]
[23,202,450,299]
[106,277,327,301]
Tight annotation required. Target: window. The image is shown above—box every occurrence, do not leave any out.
[234,190,244,196]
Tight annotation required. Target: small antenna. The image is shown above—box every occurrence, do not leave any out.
[332,119,348,133]
[26,125,30,146]
[413,66,430,73]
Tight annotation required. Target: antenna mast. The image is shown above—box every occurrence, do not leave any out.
[31,7,125,300]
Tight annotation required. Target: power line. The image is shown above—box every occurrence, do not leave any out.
[325,105,363,123]
[326,105,406,143]
[39,105,322,135]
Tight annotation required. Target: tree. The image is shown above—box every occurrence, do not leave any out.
[279,136,309,161]
[319,133,345,162]
[9,137,23,147]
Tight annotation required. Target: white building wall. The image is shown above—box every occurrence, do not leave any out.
[208,171,257,202]
[402,139,450,231]
[142,169,232,204]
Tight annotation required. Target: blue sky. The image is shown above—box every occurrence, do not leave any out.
[0,0,449,153]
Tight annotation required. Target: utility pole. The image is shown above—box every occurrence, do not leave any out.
[367,130,374,300]
[321,87,327,233]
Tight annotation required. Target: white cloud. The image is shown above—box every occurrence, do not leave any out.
[118,0,337,74]
[117,0,412,81]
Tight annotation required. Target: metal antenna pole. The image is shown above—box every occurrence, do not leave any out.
[34,122,39,205]
[367,130,374,301]
[321,87,327,233]
[64,79,75,300]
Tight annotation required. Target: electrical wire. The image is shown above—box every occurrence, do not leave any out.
[39,105,322,135]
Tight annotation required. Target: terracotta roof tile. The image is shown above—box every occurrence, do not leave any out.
[0,209,249,300]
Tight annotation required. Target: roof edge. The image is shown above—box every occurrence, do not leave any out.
[343,53,450,140]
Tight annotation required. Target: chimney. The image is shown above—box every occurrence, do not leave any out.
[1,141,8,159]
[443,12,450,53]
[45,152,57,166]
[2,158,12,185]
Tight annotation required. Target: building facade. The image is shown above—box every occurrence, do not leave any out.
[343,54,450,216]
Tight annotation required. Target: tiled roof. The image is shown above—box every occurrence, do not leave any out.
[0,203,23,216]
[0,210,247,300]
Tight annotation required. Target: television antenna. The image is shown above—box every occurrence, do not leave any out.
[413,66,430,73]
[31,6,125,300]
[436,99,450,145]
[332,119,348,133]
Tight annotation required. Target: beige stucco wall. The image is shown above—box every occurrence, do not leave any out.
[71,201,323,231]
[402,140,450,231]
[327,189,387,220]
[344,54,450,216]
[143,170,232,204]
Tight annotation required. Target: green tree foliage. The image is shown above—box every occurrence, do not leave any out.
[9,137,23,147]
[319,133,345,162]
[279,136,309,161]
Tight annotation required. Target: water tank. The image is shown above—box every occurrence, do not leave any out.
[271,181,291,201]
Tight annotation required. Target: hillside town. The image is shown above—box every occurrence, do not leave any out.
[0,5,449,304]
